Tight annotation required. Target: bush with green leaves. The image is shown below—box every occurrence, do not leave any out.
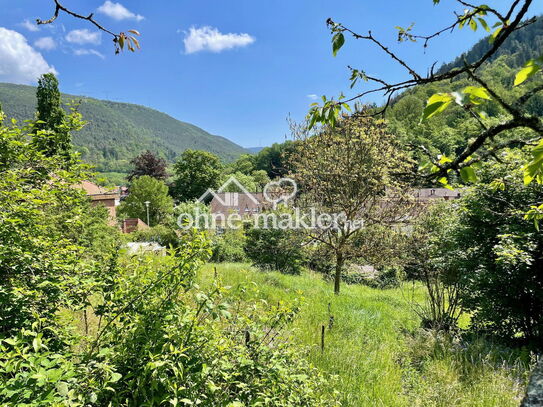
[454,151,543,346]
[130,224,180,248]
[0,108,120,337]
[0,106,335,407]
[245,213,306,274]
[408,201,465,330]
[211,227,248,263]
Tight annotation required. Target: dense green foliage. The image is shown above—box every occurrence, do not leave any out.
[0,103,334,406]
[438,17,543,73]
[386,17,543,165]
[0,117,119,335]
[245,213,306,275]
[454,152,543,345]
[172,149,224,202]
[0,82,248,173]
[117,175,174,226]
[211,228,248,263]
[254,141,297,179]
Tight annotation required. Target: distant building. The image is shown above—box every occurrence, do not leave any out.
[207,188,463,217]
[121,218,149,233]
[76,181,149,232]
[209,192,270,216]
[75,181,121,221]
[412,188,463,202]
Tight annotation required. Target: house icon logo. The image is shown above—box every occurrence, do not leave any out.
[198,176,260,206]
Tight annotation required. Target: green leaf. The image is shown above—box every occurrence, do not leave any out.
[469,19,478,31]
[463,86,491,100]
[477,18,490,32]
[56,382,69,397]
[332,33,345,57]
[514,59,541,86]
[460,166,477,183]
[110,372,122,383]
[489,25,503,43]
[524,139,543,184]
[32,337,42,352]
[421,93,453,122]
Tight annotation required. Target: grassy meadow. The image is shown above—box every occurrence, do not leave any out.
[199,263,532,407]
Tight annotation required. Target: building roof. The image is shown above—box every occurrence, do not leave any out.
[75,181,120,199]
[210,192,269,214]
[412,188,463,200]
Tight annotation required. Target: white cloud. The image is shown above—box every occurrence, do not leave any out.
[0,28,57,84]
[307,94,319,100]
[73,48,105,59]
[97,1,144,21]
[65,29,101,45]
[34,36,56,51]
[20,19,39,32]
[183,26,255,54]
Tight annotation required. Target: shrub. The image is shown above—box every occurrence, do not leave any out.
[211,228,248,262]
[245,216,306,274]
[454,152,543,345]
[131,224,180,248]
[0,110,335,406]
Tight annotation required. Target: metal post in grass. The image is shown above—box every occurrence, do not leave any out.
[321,325,325,352]
[328,302,334,329]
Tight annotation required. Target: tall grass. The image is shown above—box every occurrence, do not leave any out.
[199,263,531,406]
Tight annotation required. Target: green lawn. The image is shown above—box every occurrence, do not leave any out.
[198,263,530,407]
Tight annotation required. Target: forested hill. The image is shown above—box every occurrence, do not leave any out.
[0,82,248,172]
[386,15,543,163]
[439,15,543,73]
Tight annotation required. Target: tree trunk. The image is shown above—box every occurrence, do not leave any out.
[334,251,344,295]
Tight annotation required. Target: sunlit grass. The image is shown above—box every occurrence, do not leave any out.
[199,263,530,407]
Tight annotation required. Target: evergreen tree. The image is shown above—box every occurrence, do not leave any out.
[33,73,71,159]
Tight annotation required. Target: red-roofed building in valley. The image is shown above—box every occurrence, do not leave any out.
[75,181,149,232]
[75,181,121,223]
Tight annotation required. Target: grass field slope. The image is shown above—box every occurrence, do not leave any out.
[0,82,248,172]
[200,263,531,407]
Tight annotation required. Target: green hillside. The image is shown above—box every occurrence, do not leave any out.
[438,16,543,73]
[386,16,543,160]
[0,82,248,173]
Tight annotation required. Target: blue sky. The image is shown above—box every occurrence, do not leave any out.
[0,0,542,148]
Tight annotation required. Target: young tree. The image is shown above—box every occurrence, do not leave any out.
[33,73,71,159]
[172,149,223,202]
[409,201,464,330]
[290,116,414,294]
[118,175,173,226]
[127,150,168,182]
